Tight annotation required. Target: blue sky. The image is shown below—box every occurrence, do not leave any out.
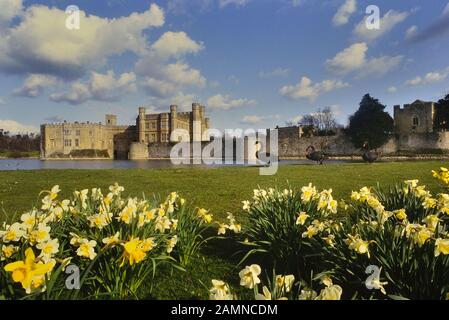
[0,0,448,133]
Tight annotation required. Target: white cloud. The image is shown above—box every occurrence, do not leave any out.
[50,70,136,105]
[326,42,403,77]
[140,61,206,97]
[240,114,280,124]
[258,68,291,78]
[279,76,349,102]
[405,67,449,87]
[13,74,58,97]
[405,25,418,40]
[219,0,251,8]
[0,4,165,78]
[151,31,204,58]
[0,119,38,134]
[326,42,367,74]
[149,92,198,111]
[333,0,357,26]
[353,10,409,42]
[207,94,256,110]
[0,0,23,25]
[387,86,398,93]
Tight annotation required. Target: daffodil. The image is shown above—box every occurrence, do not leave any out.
[120,238,147,266]
[414,228,433,246]
[242,200,251,211]
[296,212,309,225]
[109,183,124,196]
[422,215,440,231]
[209,280,233,300]
[434,238,449,257]
[315,284,343,300]
[1,245,17,261]
[239,264,261,289]
[217,224,228,235]
[4,248,55,294]
[275,274,295,293]
[118,205,135,224]
[322,234,336,247]
[102,232,121,247]
[155,216,172,233]
[20,212,37,230]
[393,209,407,221]
[37,239,59,263]
[28,223,51,244]
[76,239,97,260]
[255,286,272,300]
[0,223,26,243]
[171,219,178,230]
[88,213,110,229]
[301,183,317,203]
[345,234,371,258]
[302,225,318,239]
[166,236,178,254]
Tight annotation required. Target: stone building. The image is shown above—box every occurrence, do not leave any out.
[394,100,435,134]
[40,103,210,160]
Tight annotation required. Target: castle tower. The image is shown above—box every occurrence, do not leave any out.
[105,114,117,126]
[170,105,178,142]
[138,107,146,143]
[192,103,201,142]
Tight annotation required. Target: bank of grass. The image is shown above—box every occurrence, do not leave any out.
[0,150,40,158]
[0,161,447,299]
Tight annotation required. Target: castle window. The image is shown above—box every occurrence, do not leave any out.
[161,122,167,129]
[76,130,81,136]
[63,129,71,135]
[75,139,79,147]
[145,123,150,129]
[151,133,156,142]
[152,122,156,129]
[412,116,419,126]
[64,139,72,147]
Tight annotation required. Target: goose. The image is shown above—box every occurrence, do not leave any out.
[306,145,326,165]
[362,141,379,163]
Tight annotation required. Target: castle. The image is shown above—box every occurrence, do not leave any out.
[40,99,449,160]
[40,103,211,160]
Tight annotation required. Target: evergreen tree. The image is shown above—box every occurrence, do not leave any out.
[347,94,394,149]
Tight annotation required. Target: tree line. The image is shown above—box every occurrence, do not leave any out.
[0,131,40,155]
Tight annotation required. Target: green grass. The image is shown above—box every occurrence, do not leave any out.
[0,161,447,222]
[0,161,447,299]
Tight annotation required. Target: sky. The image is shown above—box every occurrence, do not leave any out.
[0,0,449,133]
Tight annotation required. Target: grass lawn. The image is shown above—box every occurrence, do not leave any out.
[0,161,447,299]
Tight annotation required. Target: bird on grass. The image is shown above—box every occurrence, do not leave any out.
[362,141,379,163]
[305,145,326,165]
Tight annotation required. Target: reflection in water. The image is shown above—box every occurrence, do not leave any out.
[0,159,362,171]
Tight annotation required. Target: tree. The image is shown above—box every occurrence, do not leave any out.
[434,93,449,131]
[297,107,339,136]
[347,94,394,149]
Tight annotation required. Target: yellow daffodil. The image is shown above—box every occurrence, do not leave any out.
[296,212,309,225]
[28,223,51,244]
[20,212,37,229]
[302,225,318,239]
[275,274,295,293]
[209,280,233,300]
[109,183,124,196]
[166,236,178,254]
[141,237,156,252]
[239,264,261,289]
[316,284,343,300]
[76,239,97,260]
[255,286,272,300]
[301,183,317,203]
[120,238,147,267]
[0,223,26,243]
[1,245,17,261]
[393,209,407,221]
[102,232,121,247]
[345,234,371,258]
[414,228,433,247]
[422,197,437,209]
[4,248,55,294]
[422,215,440,231]
[37,239,59,263]
[155,216,172,233]
[217,224,228,235]
[434,238,449,257]
[323,234,336,247]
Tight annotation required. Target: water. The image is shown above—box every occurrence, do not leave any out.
[0,159,359,171]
